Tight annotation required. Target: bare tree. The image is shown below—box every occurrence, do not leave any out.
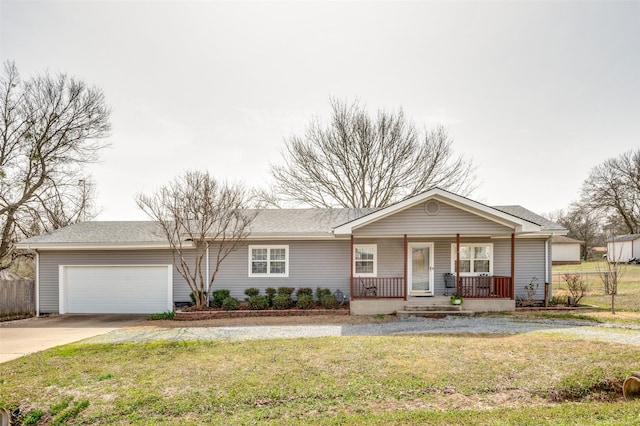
[546,202,603,260]
[0,62,110,270]
[581,149,640,234]
[136,170,256,309]
[266,98,476,208]
[595,230,627,314]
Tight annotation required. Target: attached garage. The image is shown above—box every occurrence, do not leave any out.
[60,265,173,314]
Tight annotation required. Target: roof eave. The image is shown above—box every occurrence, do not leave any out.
[14,242,187,250]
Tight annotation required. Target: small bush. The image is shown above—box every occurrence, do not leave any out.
[211,289,231,308]
[549,295,568,306]
[563,273,588,306]
[273,293,294,310]
[320,294,339,309]
[277,287,295,296]
[296,294,315,310]
[189,291,208,305]
[316,287,331,300]
[244,287,260,298]
[149,311,174,320]
[297,287,313,298]
[248,295,269,310]
[222,297,240,311]
[265,287,276,306]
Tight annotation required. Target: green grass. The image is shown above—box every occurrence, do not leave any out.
[526,262,640,324]
[2,334,640,424]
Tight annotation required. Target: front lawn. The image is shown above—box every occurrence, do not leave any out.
[2,333,640,424]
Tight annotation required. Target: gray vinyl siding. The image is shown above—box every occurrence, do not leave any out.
[211,240,351,300]
[353,236,548,299]
[37,249,191,313]
[37,236,549,313]
[513,238,547,300]
[354,202,513,236]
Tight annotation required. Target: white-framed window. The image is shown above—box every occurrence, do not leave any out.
[248,245,289,277]
[354,244,377,277]
[450,243,493,275]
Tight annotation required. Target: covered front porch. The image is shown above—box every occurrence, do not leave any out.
[348,234,517,314]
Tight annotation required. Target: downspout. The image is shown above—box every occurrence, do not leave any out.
[545,236,551,307]
[35,250,40,317]
[205,243,210,308]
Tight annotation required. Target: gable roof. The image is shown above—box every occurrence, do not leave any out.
[551,235,584,244]
[333,188,561,235]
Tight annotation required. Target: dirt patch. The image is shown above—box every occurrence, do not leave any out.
[131,314,399,328]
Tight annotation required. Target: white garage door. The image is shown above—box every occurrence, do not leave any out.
[63,265,172,314]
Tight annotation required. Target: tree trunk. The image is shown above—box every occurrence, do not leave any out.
[611,293,616,315]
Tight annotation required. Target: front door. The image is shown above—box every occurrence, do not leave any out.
[408,242,434,296]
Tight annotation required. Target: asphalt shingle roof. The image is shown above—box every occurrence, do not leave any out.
[610,234,640,242]
[17,205,563,246]
[492,205,566,232]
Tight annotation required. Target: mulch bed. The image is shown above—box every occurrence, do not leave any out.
[174,307,349,321]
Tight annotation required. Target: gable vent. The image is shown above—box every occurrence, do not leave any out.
[424,200,440,216]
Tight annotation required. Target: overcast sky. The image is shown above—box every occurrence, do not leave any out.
[1,1,638,220]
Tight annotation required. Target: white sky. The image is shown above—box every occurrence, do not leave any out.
[1,1,639,220]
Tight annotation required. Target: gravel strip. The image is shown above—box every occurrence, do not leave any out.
[84,316,640,346]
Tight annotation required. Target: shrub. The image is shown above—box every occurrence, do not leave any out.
[149,311,174,320]
[273,293,294,310]
[248,295,269,310]
[244,287,260,298]
[277,287,295,296]
[297,287,313,298]
[296,294,315,310]
[211,289,231,308]
[320,294,339,309]
[316,287,331,300]
[521,277,539,307]
[563,273,588,306]
[222,297,240,311]
[189,291,207,305]
[265,287,276,306]
[549,295,568,306]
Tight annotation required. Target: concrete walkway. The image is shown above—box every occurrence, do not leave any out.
[0,314,145,363]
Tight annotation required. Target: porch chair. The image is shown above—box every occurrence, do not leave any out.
[359,278,377,296]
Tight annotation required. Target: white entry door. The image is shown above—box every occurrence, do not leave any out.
[408,243,434,296]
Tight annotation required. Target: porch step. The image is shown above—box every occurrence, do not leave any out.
[397,304,475,318]
[403,304,463,312]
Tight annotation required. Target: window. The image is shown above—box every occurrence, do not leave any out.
[249,245,289,277]
[354,244,377,276]
[450,243,493,275]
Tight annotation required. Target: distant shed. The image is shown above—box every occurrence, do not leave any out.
[551,235,583,265]
[607,234,640,262]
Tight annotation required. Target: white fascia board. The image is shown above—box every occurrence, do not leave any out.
[14,242,191,250]
[244,233,338,241]
[333,188,542,235]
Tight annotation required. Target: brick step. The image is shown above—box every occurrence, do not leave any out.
[403,304,463,312]
[396,309,475,318]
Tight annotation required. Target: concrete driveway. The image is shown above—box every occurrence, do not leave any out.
[0,314,145,363]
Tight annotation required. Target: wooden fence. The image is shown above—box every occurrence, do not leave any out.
[0,279,35,320]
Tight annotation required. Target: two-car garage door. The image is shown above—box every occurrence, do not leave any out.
[61,265,172,314]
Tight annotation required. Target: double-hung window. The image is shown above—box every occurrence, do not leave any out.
[451,243,493,275]
[249,245,289,277]
[353,244,377,276]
